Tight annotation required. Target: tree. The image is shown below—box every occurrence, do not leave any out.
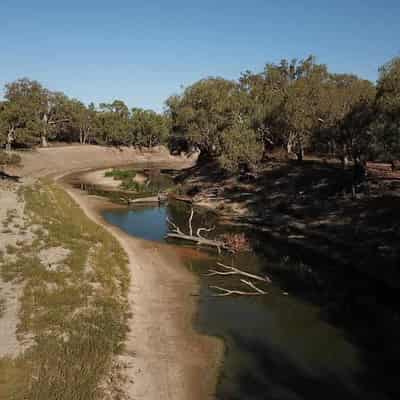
[279,56,329,160]
[315,74,376,165]
[238,59,296,156]
[166,78,241,159]
[373,57,400,160]
[68,101,98,144]
[97,100,131,145]
[3,78,70,147]
[130,108,169,148]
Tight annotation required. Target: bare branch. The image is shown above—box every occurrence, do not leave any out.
[240,279,267,294]
[166,210,228,251]
[196,226,215,239]
[210,285,265,297]
[188,207,194,236]
[214,262,271,283]
[166,217,183,235]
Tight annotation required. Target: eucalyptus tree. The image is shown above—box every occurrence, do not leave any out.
[97,100,131,145]
[238,59,296,154]
[3,78,70,147]
[315,74,376,165]
[373,57,400,159]
[278,56,329,160]
[333,76,376,165]
[130,108,169,148]
[166,78,242,159]
[68,101,98,144]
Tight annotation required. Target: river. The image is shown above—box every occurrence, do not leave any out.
[102,201,380,400]
[72,166,393,399]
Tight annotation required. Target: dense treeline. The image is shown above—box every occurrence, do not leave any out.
[1,55,399,171]
[0,79,169,152]
[167,55,400,171]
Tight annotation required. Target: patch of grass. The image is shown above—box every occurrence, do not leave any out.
[120,179,148,192]
[0,180,129,400]
[104,168,136,180]
[104,168,151,193]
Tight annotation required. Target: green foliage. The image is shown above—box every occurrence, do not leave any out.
[130,108,169,147]
[372,57,400,160]
[219,123,263,171]
[1,55,400,163]
[104,168,136,180]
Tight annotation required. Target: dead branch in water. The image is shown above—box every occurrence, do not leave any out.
[166,207,229,252]
[206,262,271,283]
[210,279,267,296]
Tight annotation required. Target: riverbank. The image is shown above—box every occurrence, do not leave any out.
[175,158,400,287]
[1,145,222,400]
[0,178,130,399]
[61,178,222,400]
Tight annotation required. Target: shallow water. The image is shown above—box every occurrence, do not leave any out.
[102,202,384,400]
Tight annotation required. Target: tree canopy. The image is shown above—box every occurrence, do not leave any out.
[1,55,400,172]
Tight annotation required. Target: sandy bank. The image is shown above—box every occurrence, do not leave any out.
[12,144,196,178]
[63,184,222,400]
[79,168,149,191]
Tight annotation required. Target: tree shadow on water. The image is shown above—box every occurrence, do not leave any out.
[217,333,386,400]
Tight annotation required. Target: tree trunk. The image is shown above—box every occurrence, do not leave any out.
[41,135,48,147]
[6,128,14,152]
[341,144,349,168]
[296,140,304,162]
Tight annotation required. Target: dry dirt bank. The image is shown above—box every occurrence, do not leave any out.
[11,144,196,178]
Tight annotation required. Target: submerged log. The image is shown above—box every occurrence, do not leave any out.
[206,262,271,283]
[210,279,267,296]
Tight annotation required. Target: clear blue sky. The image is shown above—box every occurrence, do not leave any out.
[0,0,399,111]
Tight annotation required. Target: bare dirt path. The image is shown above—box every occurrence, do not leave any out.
[7,145,222,400]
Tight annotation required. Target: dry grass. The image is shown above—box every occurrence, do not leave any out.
[0,180,130,400]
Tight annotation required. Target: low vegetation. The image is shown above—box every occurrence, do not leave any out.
[0,181,129,400]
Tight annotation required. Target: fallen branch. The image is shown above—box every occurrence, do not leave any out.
[210,279,267,296]
[206,262,271,283]
[121,196,160,204]
[166,217,184,235]
[188,207,194,236]
[166,208,228,252]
